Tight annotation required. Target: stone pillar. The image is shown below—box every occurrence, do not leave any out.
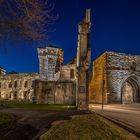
[76,9,91,110]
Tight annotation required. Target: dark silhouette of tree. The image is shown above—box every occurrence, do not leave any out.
[0,0,58,42]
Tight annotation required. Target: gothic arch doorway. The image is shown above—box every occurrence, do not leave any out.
[121,77,140,104]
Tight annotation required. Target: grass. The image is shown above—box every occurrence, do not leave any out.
[0,113,14,137]
[0,100,77,110]
[41,114,135,140]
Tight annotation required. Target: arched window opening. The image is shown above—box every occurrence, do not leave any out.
[14,92,17,99]
[24,81,28,88]
[14,81,18,88]
[9,82,12,88]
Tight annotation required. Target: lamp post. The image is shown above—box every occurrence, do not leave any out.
[76,67,79,107]
[102,66,104,112]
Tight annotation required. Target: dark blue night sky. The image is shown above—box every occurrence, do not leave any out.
[0,0,140,73]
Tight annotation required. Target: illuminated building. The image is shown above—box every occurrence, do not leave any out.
[37,45,63,81]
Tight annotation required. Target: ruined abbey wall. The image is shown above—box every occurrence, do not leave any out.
[60,64,76,81]
[35,80,76,105]
[89,52,107,103]
[90,51,140,104]
[0,74,38,101]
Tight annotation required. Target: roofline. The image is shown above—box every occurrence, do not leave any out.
[105,51,140,56]
[93,51,140,64]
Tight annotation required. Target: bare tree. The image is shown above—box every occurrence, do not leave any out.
[0,0,58,42]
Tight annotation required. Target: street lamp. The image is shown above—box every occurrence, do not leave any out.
[102,66,105,112]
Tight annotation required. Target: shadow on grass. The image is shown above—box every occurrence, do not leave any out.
[0,113,14,138]
[0,100,77,110]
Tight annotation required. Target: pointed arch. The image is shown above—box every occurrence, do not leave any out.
[121,75,140,103]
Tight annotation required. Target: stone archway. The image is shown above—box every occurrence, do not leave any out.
[121,76,140,104]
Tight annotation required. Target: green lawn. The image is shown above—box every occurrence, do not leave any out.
[0,100,77,110]
[41,114,135,140]
[0,113,13,137]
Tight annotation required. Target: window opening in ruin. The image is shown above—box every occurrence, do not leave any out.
[9,82,12,88]
[14,92,17,99]
[130,62,136,71]
[24,81,28,88]
[9,93,12,99]
[24,91,28,99]
[70,69,74,79]
[32,80,35,88]
[14,81,18,88]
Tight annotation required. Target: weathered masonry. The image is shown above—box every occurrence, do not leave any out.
[35,61,77,105]
[76,9,91,109]
[35,80,76,105]
[0,74,38,100]
[0,66,6,76]
[35,9,91,109]
[90,51,140,104]
[38,45,63,81]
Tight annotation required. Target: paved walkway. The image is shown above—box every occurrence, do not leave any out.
[89,104,140,137]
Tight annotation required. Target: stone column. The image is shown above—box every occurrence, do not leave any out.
[76,9,91,110]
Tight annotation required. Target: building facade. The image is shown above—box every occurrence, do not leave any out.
[90,51,140,104]
[0,74,38,100]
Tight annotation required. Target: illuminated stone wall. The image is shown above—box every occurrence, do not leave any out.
[90,51,140,104]
[0,74,38,101]
[37,45,63,81]
[89,52,107,104]
[60,64,76,81]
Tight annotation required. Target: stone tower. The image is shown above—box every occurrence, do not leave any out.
[37,45,63,81]
[76,9,91,109]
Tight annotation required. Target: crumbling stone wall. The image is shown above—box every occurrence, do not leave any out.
[0,67,6,75]
[89,52,107,103]
[60,64,76,81]
[35,80,76,105]
[0,74,38,101]
[90,51,140,104]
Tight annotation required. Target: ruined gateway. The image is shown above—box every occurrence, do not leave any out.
[90,51,140,104]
